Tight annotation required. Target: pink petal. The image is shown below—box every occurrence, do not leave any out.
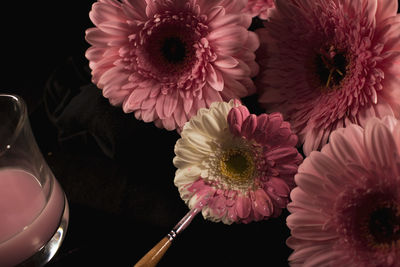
[206,64,224,91]
[328,128,364,167]
[244,31,260,52]
[161,116,176,131]
[213,55,239,69]
[155,94,166,119]
[219,59,251,79]
[252,113,269,144]
[375,0,398,24]
[364,117,397,168]
[222,74,249,98]
[122,88,150,112]
[267,177,291,197]
[393,123,400,153]
[89,1,124,27]
[304,249,346,266]
[206,6,225,25]
[286,211,327,228]
[227,206,238,223]
[227,105,250,136]
[373,98,395,118]
[203,85,223,107]
[163,90,179,118]
[302,128,323,156]
[235,194,251,219]
[145,0,157,17]
[266,147,299,162]
[308,152,343,188]
[208,13,238,29]
[208,193,227,218]
[122,0,148,21]
[253,189,273,217]
[85,28,111,46]
[241,114,257,139]
[97,20,130,36]
[141,107,157,122]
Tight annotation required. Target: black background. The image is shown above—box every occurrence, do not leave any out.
[2,1,400,266]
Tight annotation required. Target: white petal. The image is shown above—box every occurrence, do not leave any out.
[174,167,201,187]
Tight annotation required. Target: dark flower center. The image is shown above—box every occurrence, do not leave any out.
[161,37,186,63]
[335,190,400,254]
[142,21,197,76]
[368,206,400,245]
[315,48,347,89]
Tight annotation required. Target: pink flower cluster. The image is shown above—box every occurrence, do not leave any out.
[85,0,400,265]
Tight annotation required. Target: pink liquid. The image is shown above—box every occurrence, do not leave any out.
[0,169,65,267]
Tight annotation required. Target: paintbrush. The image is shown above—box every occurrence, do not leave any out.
[134,195,210,267]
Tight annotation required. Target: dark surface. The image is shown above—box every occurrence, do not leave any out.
[4,1,399,266]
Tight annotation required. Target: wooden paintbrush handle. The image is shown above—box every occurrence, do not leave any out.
[134,236,172,267]
[134,207,202,267]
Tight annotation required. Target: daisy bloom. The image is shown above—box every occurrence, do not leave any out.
[287,116,400,266]
[85,0,259,131]
[243,0,276,20]
[256,0,400,155]
[173,100,303,224]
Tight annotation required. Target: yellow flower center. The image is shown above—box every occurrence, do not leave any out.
[219,149,255,185]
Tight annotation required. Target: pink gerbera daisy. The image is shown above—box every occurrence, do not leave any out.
[256,0,400,155]
[287,116,400,266]
[243,0,276,20]
[85,0,259,131]
[173,100,303,224]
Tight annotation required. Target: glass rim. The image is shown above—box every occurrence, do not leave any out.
[0,94,27,152]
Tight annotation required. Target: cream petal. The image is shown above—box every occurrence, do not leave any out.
[175,138,206,161]
[174,167,202,187]
[200,112,224,138]
[181,130,212,154]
